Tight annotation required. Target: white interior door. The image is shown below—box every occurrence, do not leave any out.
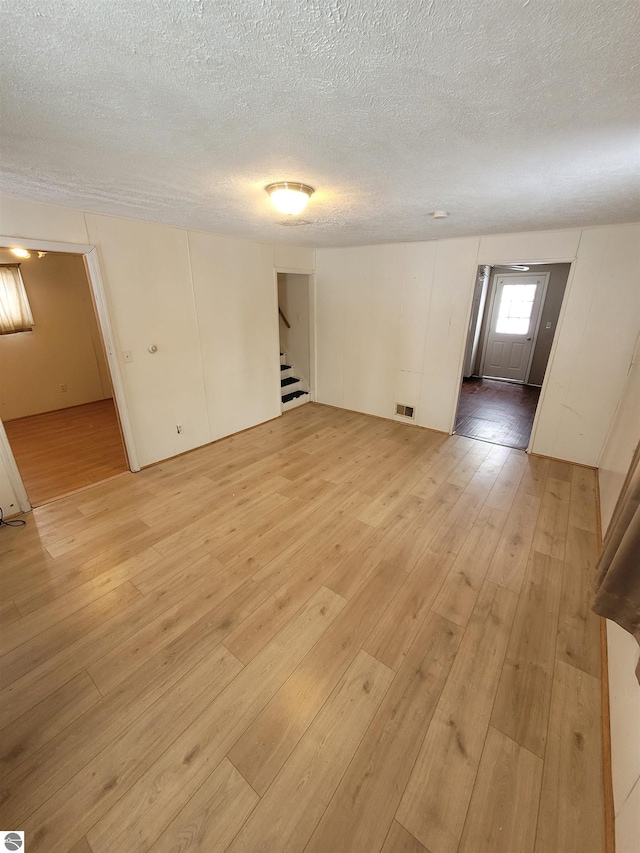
[481,272,549,383]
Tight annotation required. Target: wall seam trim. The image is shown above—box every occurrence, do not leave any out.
[185,230,215,442]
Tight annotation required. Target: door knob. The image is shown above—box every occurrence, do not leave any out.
[526,337,532,341]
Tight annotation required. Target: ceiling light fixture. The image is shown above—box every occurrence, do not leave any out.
[266,182,314,216]
[10,248,31,259]
[429,210,448,219]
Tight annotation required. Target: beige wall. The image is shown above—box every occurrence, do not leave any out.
[598,332,640,530]
[0,250,112,420]
[316,223,640,466]
[0,192,638,509]
[597,332,640,853]
[278,273,311,382]
[0,194,314,511]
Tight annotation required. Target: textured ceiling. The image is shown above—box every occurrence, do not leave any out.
[1,0,639,247]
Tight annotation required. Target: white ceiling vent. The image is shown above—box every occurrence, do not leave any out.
[279,219,311,226]
[395,403,415,419]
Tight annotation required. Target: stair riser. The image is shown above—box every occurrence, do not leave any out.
[282,392,310,411]
[280,349,308,408]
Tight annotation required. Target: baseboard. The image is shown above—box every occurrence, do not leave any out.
[2,397,114,423]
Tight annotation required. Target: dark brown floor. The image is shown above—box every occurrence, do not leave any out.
[454,377,540,450]
[4,399,129,506]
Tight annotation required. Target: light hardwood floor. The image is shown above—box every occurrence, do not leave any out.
[0,403,605,853]
[3,399,129,507]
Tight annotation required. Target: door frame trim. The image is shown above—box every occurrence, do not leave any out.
[452,254,578,453]
[479,271,550,384]
[0,235,140,512]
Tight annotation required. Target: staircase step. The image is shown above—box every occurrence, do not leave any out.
[282,390,309,404]
[281,376,300,387]
[280,364,291,371]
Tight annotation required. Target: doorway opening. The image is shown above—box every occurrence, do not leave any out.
[277,272,313,412]
[454,262,571,450]
[0,246,129,506]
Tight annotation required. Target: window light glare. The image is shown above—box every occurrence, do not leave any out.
[10,248,31,259]
[266,182,314,216]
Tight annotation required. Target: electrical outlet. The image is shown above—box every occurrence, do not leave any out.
[60,384,67,392]
[176,424,183,434]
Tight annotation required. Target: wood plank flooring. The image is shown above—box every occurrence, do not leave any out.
[0,403,605,853]
[455,377,541,449]
[3,399,129,507]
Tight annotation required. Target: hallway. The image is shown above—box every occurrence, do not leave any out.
[455,377,541,450]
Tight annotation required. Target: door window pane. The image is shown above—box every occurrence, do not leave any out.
[495,284,536,335]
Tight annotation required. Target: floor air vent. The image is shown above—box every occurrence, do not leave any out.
[396,404,415,419]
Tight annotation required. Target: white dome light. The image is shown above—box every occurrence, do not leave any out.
[10,247,31,258]
[266,182,314,215]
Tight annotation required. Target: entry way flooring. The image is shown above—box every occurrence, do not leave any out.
[455,376,541,450]
[3,399,128,506]
[0,403,604,853]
